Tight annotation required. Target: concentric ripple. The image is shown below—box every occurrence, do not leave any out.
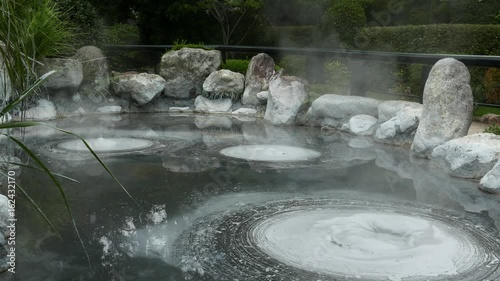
[219,145,321,162]
[58,137,154,152]
[173,198,500,281]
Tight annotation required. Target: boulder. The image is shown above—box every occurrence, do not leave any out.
[256,91,269,104]
[96,105,122,114]
[194,96,232,113]
[0,67,11,102]
[412,58,473,158]
[0,113,11,124]
[38,58,83,95]
[160,48,221,99]
[202,69,244,99]
[112,73,166,105]
[374,105,422,146]
[169,107,191,112]
[479,114,500,125]
[232,108,257,116]
[264,76,308,125]
[308,94,380,129]
[378,100,422,123]
[431,133,500,179]
[242,53,275,105]
[23,99,57,120]
[73,46,110,96]
[479,161,500,194]
[341,115,378,136]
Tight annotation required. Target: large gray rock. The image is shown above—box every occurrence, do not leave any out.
[112,73,166,105]
[308,94,380,129]
[22,99,57,120]
[341,115,378,136]
[412,58,473,158]
[374,105,422,146]
[38,58,83,95]
[194,95,232,113]
[378,100,422,123]
[73,46,110,96]
[242,53,275,105]
[0,66,11,102]
[264,76,308,125]
[202,69,244,99]
[160,48,221,99]
[479,161,500,194]
[431,133,500,179]
[256,91,269,104]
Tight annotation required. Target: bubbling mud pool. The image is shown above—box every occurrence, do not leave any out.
[9,114,500,281]
[58,137,154,152]
[173,197,500,281]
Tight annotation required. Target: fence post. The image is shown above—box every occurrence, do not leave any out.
[419,65,432,104]
[349,60,368,97]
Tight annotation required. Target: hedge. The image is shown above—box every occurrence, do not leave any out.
[361,24,500,55]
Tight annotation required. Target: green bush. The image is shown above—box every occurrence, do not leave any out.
[104,24,140,45]
[320,0,369,48]
[54,0,104,48]
[484,124,500,135]
[362,24,500,55]
[171,40,213,51]
[102,24,147,72]
[361,24,500,103]
[0,0,74,92]
[221,59,250,75]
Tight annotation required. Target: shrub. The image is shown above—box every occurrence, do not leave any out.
[484,124,500,135]
[221,59,250,75]
[361,24,500,104]
[362,24,500,55]
[483,68,500,104]
[104,24,140,45]
[54,0,104,48]
[102,24,146,72]
[320,0,370,48]
[0,0,74,93]
[171,40,213,51]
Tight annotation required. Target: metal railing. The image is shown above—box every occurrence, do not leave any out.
[104,44,500,107]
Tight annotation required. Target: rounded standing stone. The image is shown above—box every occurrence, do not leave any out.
[412,58,473,158]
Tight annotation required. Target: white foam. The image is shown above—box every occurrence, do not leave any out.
[254,210,476,280]
[58,137,153,152]
[220,145,321,162]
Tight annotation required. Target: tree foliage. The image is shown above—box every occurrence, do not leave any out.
[198,0,265,45]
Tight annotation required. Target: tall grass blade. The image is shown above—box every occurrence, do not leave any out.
[15,182,62,240]
[0,121,140,207]
[1,161,79,183]
[4,134,92,270]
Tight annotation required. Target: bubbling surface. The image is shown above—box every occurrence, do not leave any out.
[173,198,500,281]
[58,137,154,152]
[254,211,463,280]
[219,145,321,162]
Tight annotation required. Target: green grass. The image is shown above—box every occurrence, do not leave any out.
[474,106,500,117]
[484,124,500,135]
[170,40,213,51]
[221,59,250,75]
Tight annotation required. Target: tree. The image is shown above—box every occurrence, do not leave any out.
[199,0,264,45]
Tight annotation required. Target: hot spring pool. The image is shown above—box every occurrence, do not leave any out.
[7,113,500,281]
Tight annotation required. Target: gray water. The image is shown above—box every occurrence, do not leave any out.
[6,113,500,281]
